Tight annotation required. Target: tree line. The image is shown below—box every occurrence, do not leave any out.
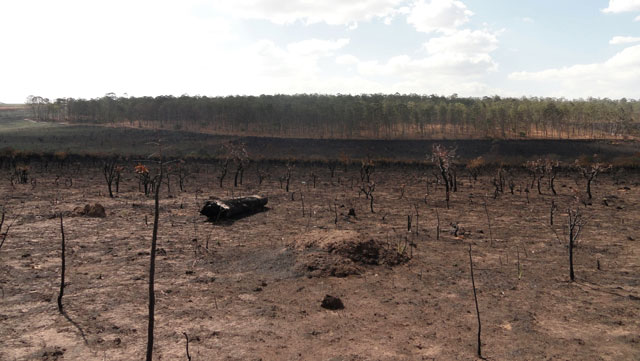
[27,93,639,140]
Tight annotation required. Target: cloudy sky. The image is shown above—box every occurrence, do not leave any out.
[1,0,639,103]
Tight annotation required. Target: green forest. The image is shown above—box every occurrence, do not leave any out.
[26,94,640,140]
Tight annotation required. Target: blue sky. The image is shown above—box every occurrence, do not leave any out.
[1,0,639,103]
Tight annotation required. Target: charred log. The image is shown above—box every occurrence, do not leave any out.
[200,195,268,221]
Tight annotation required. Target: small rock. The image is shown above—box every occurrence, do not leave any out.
[321,295,344,310]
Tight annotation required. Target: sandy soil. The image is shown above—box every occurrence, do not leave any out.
[0,162,638,360]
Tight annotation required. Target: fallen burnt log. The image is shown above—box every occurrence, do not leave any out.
[200,195,268,221]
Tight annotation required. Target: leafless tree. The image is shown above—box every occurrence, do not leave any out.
[491,177,501,199]
[567,198,587,282]
[507,177,515,195]
[14,165,29,184]
[285,162,294,192]
[217,142,247,188]
[230,142,248,187]
[218,158,230,188]
[431,144,456,209]
[575,160,610,200]
[360,158,375,184]
[359,182,376,213]
[145,147,168,361]
[466,156,485,183]
[135,164,151,195]
[103,157,119,198]
[328,161,337,179]
[544,159,560,195]
[525,159,545,195]
[176,161,189,192]
[256,163,268,186]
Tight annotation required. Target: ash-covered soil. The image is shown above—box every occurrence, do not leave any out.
[0,162,639,360]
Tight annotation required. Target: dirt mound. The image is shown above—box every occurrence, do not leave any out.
[290,229,409,277]
[72,203,106,218]
[294,252,362,277]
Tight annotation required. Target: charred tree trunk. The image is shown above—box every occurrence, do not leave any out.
[468,245,483,359]
[440,167,450,209]
[569,230,575,281]
[218,160,229,188]
[234,163,243,187]
[146,165,163,361]
[115,171,121,194]
[586,174,595,199]
[57,214,66,314]
[537,175,544,195]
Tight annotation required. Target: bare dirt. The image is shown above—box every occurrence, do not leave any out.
[0,162,639,360]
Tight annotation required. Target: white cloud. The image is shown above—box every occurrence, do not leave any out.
[424,28,500,55]
[610,36,640,44]
[244,38,349,78]
[406,0,473,33]
[220,0,404,26]
[178,0,500,97]
[522,17,534,23]
[336,54,360,65]
[509,45,640,98]
[635,14,640,20]
[602,0,640,13]
[357,53,496,78]
[287,38,350,56]
[349,27,500,96]
[217,38,379,95]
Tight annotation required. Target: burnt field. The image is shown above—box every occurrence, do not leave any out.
[0,159,639,360]
[1,113,639,164]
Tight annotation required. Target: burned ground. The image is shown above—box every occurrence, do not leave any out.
[0,160,639,360]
